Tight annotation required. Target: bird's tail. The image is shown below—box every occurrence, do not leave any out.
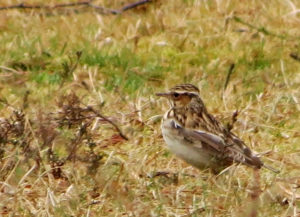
[263,164,280,173]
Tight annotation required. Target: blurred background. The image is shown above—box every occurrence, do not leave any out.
[0,0,299,216]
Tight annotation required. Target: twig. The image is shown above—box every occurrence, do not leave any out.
[121,0,152,12]
[0,1,90,10]
[233,16,298,40]
[87,106,128,141]
[225,110,238,132]
[0,1,120,14]
[0,0,152,15]
[230,110,238,130]
[223,63,235,92]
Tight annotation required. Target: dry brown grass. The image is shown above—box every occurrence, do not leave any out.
[0,0,299,216]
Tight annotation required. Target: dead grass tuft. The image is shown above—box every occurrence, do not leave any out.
[0,0,299,216]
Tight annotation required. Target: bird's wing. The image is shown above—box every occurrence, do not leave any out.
[171,119,225,150]
[170,120,262,168]
[185,128,227,152]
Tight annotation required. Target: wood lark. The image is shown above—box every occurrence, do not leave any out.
[156,83,278,173]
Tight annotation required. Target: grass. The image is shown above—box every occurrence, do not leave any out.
[0,0,300,216]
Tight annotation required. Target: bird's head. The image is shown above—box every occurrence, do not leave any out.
[156,84,200,109]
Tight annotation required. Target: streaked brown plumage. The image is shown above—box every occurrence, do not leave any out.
[157,83,278,173]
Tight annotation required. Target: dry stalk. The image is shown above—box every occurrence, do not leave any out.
[0,0,152,15]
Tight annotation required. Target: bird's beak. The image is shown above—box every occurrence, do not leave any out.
[156,92,171,97]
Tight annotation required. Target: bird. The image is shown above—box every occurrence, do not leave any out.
[156,83,278,174]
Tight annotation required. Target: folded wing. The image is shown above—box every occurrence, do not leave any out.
[170,120,263,169]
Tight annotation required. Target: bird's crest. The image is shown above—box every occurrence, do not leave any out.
[170,84,199,94]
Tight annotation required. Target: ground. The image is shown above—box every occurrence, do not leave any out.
[0,0,299,216]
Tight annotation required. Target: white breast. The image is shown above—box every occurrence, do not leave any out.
[161,118,211,168]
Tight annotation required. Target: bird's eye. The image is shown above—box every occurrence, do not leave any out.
[173,93,179,98]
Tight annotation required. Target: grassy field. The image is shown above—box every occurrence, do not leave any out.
[0,0,299,216]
